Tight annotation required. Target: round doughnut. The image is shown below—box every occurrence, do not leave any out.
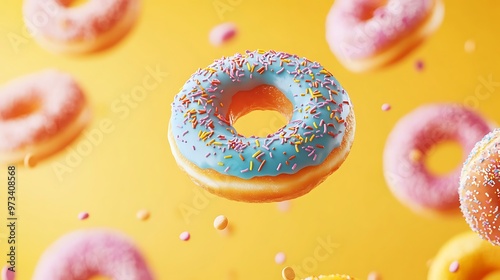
[383,104,492,214]
[23,0,140,54]
[33,229,154,280]
[168,50,355,202]
[303,274,357,280]
[428,232,500,280]
[326,0,444,72]
[0,70,90,165]
[459,128,500,246]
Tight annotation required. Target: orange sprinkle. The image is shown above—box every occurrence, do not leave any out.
[258,160,266,172]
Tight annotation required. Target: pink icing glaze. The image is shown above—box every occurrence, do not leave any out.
[209,22,237,46]
[32,229,154,280]
[0,70,86,152]
[326,0,434,60]
[383,104,492,213]
[23,0,137,42]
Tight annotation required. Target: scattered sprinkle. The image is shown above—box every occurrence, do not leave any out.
[23,153,36,168]
[282,266,295,280]
[464,40,476,53]
[277,200,291,212]
[381,103,391,111]
[213,215,229,230]
[275,252,286,265]
[136,209,150,221]
[449,261,459,273]
[78,212,89,220]
[209,22,237,47]
[367,271,382,280]
[415,60,424,71]
[179,231,191,241]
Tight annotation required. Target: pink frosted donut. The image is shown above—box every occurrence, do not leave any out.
[383,104,492,214]
[0,70,90,165]
[33,229,154,280]
[23,0,140,54]
[326,0,444,72]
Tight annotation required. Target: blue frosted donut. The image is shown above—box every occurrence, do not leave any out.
[168,50,355,202]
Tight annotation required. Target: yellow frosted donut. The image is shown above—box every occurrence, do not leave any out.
[428,232,500,280]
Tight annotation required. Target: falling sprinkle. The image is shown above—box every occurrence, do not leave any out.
[381,103,391,111]
[179,231,191,241]
[78,212,89,220]
[209,22,237,46]
[213,215,229,230]
[449,261,459,273]
[415,59,424,71]
[136,209,150,221]
[367,271,382,280]
[24,153,36,168]
[282,266,295,280]
[277,200,291,212]
[464,40,476,53]
[275,252,286,265]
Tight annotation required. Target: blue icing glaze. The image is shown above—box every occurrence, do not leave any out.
[170,50,352,179]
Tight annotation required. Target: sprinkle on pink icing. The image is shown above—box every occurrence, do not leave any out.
[77,212,89,220]
[326,0,434,59]
[449,261,459,273]
[1,265,15,280]
[381,103,391,111]
[209,22,237,46]
[274,252,286,265]
[179,231,190,241]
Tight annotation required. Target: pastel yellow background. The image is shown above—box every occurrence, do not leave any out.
[1,0,500,279]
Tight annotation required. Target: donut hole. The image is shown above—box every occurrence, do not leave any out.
[58,0,89,8]
[0,99,41,120]
[357,0,388,21]
[424,141,464,175]
[89,276,111,280]
[228,85,292,138]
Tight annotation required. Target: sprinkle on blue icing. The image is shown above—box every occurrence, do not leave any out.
[170,50,352,179]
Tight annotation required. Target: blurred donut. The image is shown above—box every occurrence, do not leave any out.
[0,70,90,165]
[383,104,491,214]
[428,232,500,279]
[326,0,444,72]
[33,229,154,280]
[23,0,140,54]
